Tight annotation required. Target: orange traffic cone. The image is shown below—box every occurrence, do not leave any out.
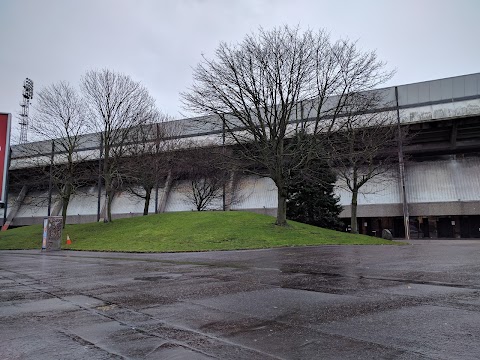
[66,235,72,245]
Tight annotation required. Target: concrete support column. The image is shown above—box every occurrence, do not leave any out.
[98,192,108,222]
[224,171,236,211]
[51,199,63,216]
[1,185,28,231]
[157,171,173,213]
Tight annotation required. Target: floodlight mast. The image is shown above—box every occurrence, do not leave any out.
[19,78,34,144]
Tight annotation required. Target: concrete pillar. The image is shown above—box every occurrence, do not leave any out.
[98,193,108,222]
[157,171,173,213]
[224,171,236,211]
[51,199,63,216]
[1,185,28,231]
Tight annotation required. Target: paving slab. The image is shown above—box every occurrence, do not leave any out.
[320,305,480,360]
[1,241,480,359]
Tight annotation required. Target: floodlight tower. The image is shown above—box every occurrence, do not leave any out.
[19,78,34,144]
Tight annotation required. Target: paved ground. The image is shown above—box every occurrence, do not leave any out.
[1,240,480,359]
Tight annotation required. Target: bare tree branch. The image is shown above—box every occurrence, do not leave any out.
[27,81,91,226]
[328,93,398,233]
[121,113,181,215]
[81,69,157,222]
[175,144,230,211]
[182,26,394,226]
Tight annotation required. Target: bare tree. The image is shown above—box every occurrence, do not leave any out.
[186,176,225,211]
[328,93,398,234]
[81,69,157,222]
[29,81,90,226]
[177,145,230,211]
[121,115,180,215]
[182,26,393,226]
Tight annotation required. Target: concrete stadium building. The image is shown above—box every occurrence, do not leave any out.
[2,72,480,238]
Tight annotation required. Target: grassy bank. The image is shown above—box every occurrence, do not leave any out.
[0,212,397,252]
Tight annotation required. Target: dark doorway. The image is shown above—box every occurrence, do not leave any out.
[393,217,405,238]
[437,217,454,238]
[421,218,430,238]
[375,218,383,237]
[410,218,422,239]
[461,216,480,238]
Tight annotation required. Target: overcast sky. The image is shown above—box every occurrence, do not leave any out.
[1,0,479,142]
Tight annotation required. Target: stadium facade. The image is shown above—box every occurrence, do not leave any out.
[2,73,480,238]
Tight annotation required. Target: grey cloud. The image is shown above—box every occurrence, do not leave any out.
[1,0,478,142]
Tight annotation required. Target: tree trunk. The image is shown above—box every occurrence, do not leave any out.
[106,190,114,222]
[61,198,69,228]
[61,183,73,228]
[351,189,358,234]
[276,188,288,226]
[143,188,151,216]
[154,180,159,214]
[274,139,287,227]
[103,148,113,222]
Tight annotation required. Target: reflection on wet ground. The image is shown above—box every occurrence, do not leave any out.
[1,241,480,359]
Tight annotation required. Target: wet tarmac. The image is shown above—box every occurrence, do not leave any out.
[1,240,480,359]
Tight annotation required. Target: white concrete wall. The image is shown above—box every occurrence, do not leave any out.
[336,157,480,207]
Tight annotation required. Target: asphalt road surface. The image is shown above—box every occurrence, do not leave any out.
[1,240,480,359]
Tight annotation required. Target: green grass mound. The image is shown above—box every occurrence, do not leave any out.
[0,211,397,252]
